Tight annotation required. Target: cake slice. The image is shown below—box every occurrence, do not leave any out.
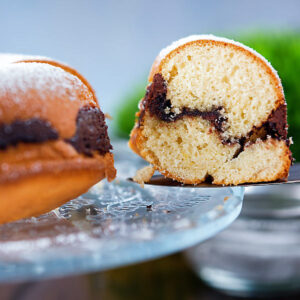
[129,35,292,185]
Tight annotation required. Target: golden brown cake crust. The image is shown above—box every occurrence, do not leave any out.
[0,142,116,184]
[0,158,112,224]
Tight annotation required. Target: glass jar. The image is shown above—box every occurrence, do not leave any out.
[185,184,300,297]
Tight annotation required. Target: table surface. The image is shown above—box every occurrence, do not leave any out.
[1,253,300,300]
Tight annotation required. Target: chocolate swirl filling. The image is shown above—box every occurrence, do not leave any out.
[67,106,112,156]
[0,106,112,156]
[139,73,288,155]
[0,119,58,150]
[140,73,227,131]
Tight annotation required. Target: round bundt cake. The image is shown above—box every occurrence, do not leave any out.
[129,35,292,185]
[0,54,116,224]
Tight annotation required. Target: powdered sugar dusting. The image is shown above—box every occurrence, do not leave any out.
[0,54,64,66]
[158,34,281,84]
[0,62,85,103]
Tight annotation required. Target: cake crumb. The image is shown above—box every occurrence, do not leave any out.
[104,113,113,120]
[133,165,155,188]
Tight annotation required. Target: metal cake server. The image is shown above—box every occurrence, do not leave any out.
[129,164,300,188]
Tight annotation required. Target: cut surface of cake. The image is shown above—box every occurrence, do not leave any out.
[129,35,292,185]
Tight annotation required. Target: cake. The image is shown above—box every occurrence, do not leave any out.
[129,35,292,185]
[0,54,116,224]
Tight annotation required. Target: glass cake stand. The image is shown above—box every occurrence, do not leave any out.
[0,140,244,283]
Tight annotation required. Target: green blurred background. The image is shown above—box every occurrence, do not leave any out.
[115,32,300,160]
